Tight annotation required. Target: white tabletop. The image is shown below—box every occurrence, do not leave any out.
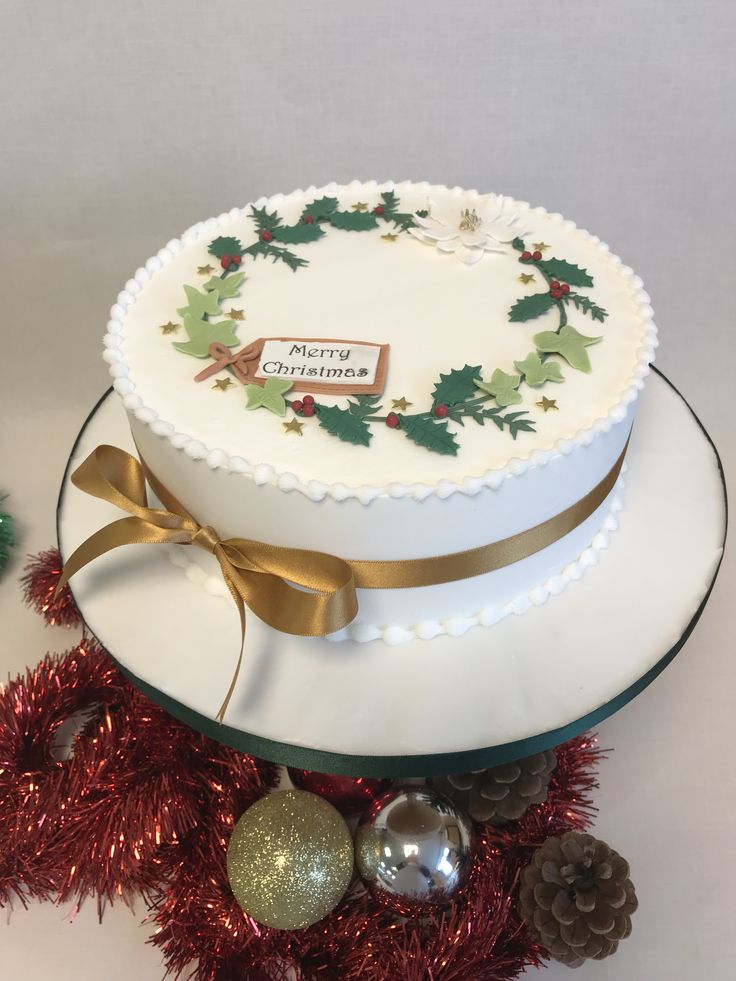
[2,1,735,977]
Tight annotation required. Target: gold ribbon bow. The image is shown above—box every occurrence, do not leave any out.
[58,445,358,721]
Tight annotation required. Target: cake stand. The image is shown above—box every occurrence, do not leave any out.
[57,369,727,776]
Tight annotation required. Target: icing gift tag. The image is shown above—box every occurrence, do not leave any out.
[195,337,389,395]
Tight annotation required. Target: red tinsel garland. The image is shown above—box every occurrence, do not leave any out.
[20,547,81,628]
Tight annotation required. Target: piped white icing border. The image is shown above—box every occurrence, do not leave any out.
[103,180,657,504]
[168,472,626,646]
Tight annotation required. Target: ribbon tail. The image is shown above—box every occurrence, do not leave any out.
[215,565,248,723]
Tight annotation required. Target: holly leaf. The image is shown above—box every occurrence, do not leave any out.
[508,292,555,323]
[273,223,325,245]
[208,236,244,259]
[474,369,523,407]
[177,284,222,321]
[245,241,308,271]
[327,211,379,231]
[244,378,293,416]
[203,270,245,299]
[250,205,283,234]
[400,415,459,456]
[380,190,400,213]
[513,351,564,387]
[173,316,239,358]
[302,197,339,220]
[347,394,382,418]
[432,365,482,406]
[317,404,372,446]
[506,413,536,439]
[511,237,526,252]
[564,292,608,322]
[537,258,593,288]
[534,324,602,372]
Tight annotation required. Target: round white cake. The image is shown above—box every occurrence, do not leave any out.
[103,180,657,644]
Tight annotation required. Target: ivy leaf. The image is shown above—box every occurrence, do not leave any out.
[432,365,482,406]
[250,205,283,234]
[347,395,382,417]
[474,369,523,407]
[177,284,222,321]
[508,292,555,323]
[317,404,372,446]
[513,351,564,387]
[208,236,244,259]
[400,415,459,456]
[564,292,608,322]
[274,223,325,245]
[173,316,239,358]
[244,378,293,416]
[302,197,339,220]
[327,211,379,232]
[534,324,602,372]
[537,258,593,288]
[203,270,245,299]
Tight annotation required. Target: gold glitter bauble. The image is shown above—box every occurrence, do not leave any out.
[226,789,354,930]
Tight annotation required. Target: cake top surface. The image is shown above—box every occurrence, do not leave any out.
[106,180,656,502]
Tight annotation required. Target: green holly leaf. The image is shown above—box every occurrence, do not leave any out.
[302,197,339,220]
[474,369,523,407]
[250,205,283,234]
[508,292,556,323]
[432,365,482,406]
[244,378,293,416]
[208,236,244,260]
[273,223,325,245]
[511,237,526,252]
[400,415,459,456]
[176,285,223,321]
[564,292,608,322]
[534,324,602,372]
[327,211,379,231]
[317,405,372,446]
[173,316,239,358]
[380,190,400,213]
[245,240,309,271]
[347,394,382,418]
[537,258,593,288]
[513,352,564,387]
[203,270,245,299]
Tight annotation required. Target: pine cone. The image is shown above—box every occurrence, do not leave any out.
[433,749,556,823]
[518,832,638,967]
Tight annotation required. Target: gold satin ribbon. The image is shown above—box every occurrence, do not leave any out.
[58,438,628,720]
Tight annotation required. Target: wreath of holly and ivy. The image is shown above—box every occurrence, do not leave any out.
[164,192,609,457]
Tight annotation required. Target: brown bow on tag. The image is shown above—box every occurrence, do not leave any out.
[57,445,358,721]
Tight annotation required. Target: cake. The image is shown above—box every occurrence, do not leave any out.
[102,180,657,646]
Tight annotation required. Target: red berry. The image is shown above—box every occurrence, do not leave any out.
[302,394,315,406]
[561,283,570,294]
[374,205,384,215]
[551,280,560,289]
[386,412,400,428]
[434,403,449,418]
[304,214,315,224]
[231,254,241,266]
[302,403,315,417]
[261,230,273,242]
[521,251,532,261]
[290,399,303,414]
[221,255,231,269]
[532,250,542,261]
[551,289,562,300]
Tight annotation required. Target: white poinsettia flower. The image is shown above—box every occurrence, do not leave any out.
[409,194,529,265]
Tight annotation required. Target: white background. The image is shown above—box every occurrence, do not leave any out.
[1,2,734,979]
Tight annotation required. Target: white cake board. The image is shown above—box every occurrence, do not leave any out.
[57,371,726,776]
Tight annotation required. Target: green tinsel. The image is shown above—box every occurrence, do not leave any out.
[0,498,16,572]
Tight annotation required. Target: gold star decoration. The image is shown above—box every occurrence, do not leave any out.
[197,264,215,275]
[159,321,180,334]
[532,242,550,253]
[381,233,398,243]
[283,418,304,436]
[517,273,536,285]
[351,202,368,212]
[212,377,234,392]
[391,396,412,411]
[228,308,245,320]
[536,396,559,412]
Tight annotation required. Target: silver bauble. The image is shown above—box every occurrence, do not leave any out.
[354,785,474,914]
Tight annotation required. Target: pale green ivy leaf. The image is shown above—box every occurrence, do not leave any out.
[203,270,245,300]
[533,324,602,373]
[244,377,293,416]
[513,351,564,387]
[474,368,523,407]
[176,284,222,321]
[172,315,239,358]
